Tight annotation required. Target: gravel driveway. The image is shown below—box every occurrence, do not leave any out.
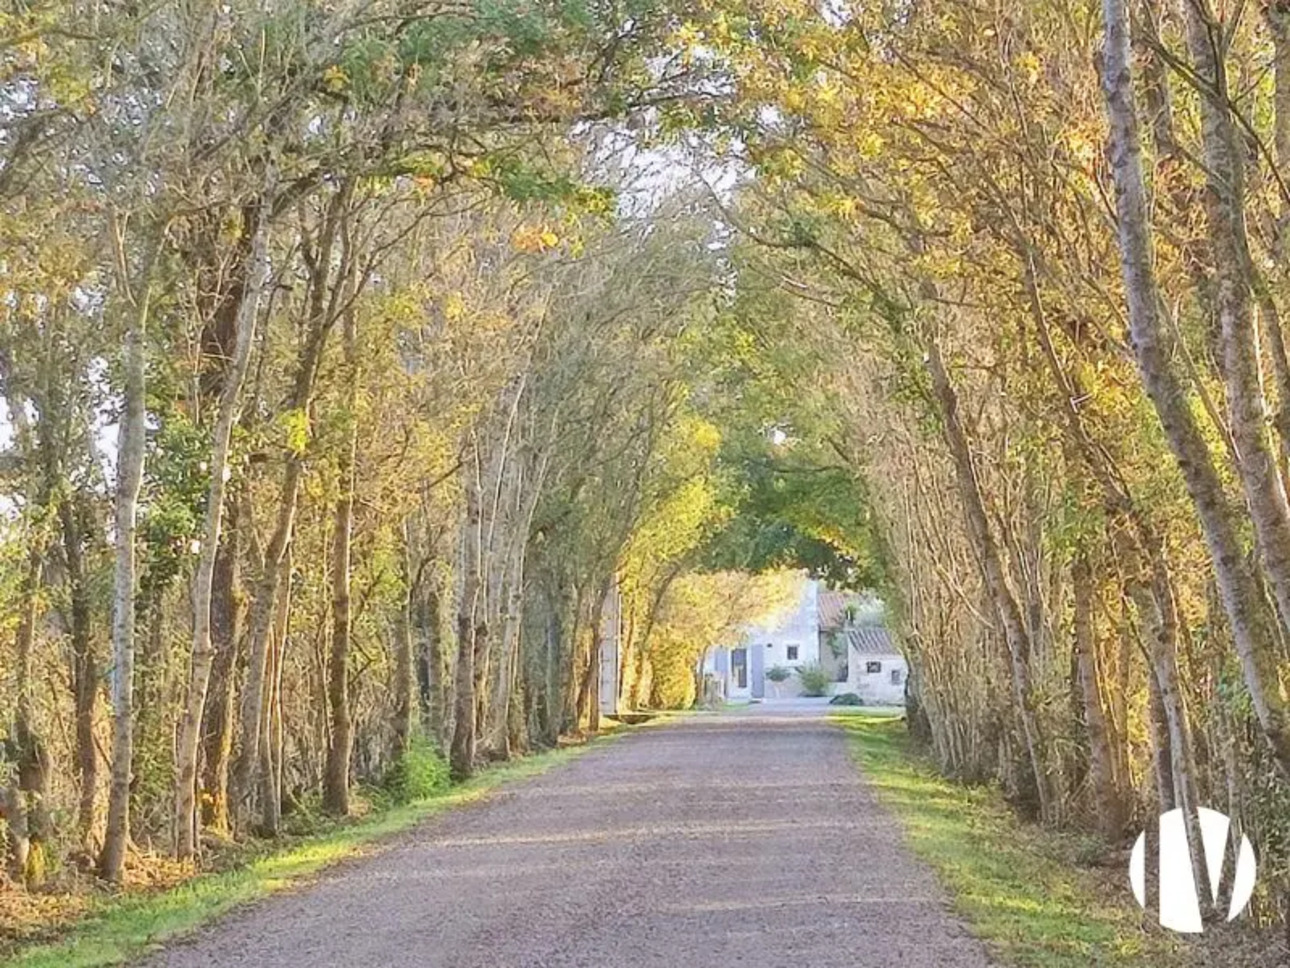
[145,708,992,968]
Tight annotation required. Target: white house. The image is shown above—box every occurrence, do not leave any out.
[817,590,908,705]
[702,577,907,705]
[703,574,819,701]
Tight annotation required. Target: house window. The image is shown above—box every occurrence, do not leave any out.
[787,645,799,661]
[890,668,902,686]
[866,660,882,674]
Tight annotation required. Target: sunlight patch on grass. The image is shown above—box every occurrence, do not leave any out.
[2,740,603,968]
[833,714,1187,968]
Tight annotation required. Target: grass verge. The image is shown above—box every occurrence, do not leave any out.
[2,736,614,968]
[833,712,1187,968]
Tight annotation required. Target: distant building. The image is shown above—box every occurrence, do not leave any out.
[817,590,908,706]
[702,576,907,705]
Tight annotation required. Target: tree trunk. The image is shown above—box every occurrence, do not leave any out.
[924,336,1052,820]
[264,544,292,835]
[100,269,152,882]
[1072,555,1124,840]
[586,583,609,734]
[200,498,244,833]
[233,542,292,837]
[1180,0,1290,637]
[230,192,341,831]
[422,580,447,748]
[1146,667,1176,812]
[483,557,523,758]
[232,481,299,832]
[322,456,354,813]
[323,294,359,816]
[450,457,484,780]
[1099,0,1290,775]
[63,497,98,859]
[174,193,272,859]
[8,555,50,885]
[392,520,417,759]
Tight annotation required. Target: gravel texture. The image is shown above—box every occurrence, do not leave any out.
[144,706,992,968]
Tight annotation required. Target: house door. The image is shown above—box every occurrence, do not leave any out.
[731,647,748,690]
[750,642,765,698]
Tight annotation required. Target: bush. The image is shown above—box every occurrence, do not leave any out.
[765,664,791,683]
[829,692,863,706]
[796,662,832,697]
[383,739,452,804]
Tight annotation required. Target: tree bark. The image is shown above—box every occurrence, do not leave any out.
[322,459,354,813]
[64,497,98,858]
[924,336,1052,820]
[392,520,417,759]
[100,265,152,882]
[323,281,359,816]
[1072,555,1124,840]
[174,193,273,859]
[7,555,50,885]
[265,544,292,834]
[1146,666,1176,812]
[1180,0,1290,635]
[450,454,484,780]
[231,190,344,833]
[422,580,448,748]
[1099,0,1290,774]
[232,505,295,833]
[200,497,244,833]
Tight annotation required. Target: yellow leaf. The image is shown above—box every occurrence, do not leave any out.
[322,64,349,93]
[445,292,465,320]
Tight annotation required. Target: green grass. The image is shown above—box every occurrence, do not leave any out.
[2,740,607,968]
[834,714,1188,968]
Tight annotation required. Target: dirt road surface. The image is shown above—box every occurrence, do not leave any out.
[144,707,992,968]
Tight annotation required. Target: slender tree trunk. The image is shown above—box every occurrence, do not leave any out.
[483,554,523,758]
[1099,0,1290,774]
[63,498,98,858]
[174,195,272,859]
[230,194,341,830]
[924,336,1052,820]
[423,581,447,748]
[392,520,417,759]
[450,456,484,780]
[263,545,291,834]
[100,269,152,882]
[200,499,244,833]
[231,477,299,830]
[323,295,359,815]
[1180,0,1290,635]
[322,453,355,813]
[1073,555,1124,840]
[586,582,609,734]
[1147,667,1176,812]
[8,555,50,885]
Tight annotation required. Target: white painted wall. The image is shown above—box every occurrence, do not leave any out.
[703,574,820,700]
[751,578,819,685]
[842,652,908,705]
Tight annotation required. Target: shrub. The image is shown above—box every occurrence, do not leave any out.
[829,692,863,706]
[796,662,832,697]
[383,738,452,804]
[765,664,791,683]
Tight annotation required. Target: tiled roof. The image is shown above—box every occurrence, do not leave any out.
[834,627,899,656]
[818,589,869,630]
